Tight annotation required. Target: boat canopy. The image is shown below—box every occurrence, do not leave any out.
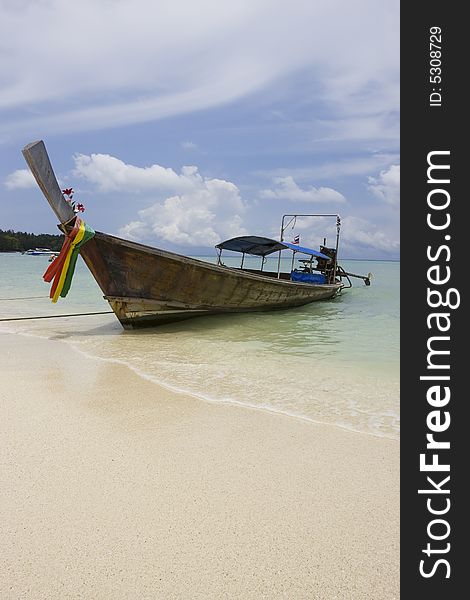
[216,236,331,260]
[280,242,331,260]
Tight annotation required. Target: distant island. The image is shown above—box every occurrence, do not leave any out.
[0,229,63,252]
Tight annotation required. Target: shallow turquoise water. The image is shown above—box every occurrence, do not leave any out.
[0,252,399,438]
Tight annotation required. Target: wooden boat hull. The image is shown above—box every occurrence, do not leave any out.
[80,232,342,329]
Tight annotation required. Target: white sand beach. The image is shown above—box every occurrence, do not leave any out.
[0,332,399,599]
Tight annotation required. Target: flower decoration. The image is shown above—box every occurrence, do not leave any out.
[62,187,85,213]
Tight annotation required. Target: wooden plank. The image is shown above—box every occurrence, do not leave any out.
[22,140,76,224]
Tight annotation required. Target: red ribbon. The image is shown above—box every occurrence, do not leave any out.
[43,218,82,299]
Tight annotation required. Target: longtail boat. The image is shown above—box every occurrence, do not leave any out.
[22,140,369,329]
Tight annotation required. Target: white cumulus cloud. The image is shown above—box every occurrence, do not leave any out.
[71,153,247,246]
[120,179,246,246]
[73,153,199,193]
[340,215,399,254]
[367,164,400,207]
[4,169,36,190]
[260,176,346,204]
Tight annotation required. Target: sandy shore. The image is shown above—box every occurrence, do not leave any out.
[0,331,399,599]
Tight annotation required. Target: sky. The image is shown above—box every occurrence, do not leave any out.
[0,0,399,259]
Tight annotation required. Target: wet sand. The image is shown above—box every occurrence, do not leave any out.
[0,332,399,599]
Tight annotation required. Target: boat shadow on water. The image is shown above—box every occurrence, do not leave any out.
[112,295,354,361]
[41,289,348,346]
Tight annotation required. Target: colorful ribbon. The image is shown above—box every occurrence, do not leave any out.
[43,217,95,302]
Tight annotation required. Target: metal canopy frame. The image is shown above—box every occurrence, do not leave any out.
[277,213,341,280]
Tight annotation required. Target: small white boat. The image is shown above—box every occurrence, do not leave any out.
[24,247,56,256]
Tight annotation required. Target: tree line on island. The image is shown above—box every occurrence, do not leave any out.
[0,229,63,252]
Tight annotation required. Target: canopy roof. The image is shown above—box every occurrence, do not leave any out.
[216,236,331,260]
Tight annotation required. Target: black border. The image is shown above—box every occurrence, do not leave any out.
[401,3,466,595]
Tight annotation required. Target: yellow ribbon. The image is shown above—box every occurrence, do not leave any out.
[51,221,86,303]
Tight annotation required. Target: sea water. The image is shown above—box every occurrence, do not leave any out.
[0,253,399,439]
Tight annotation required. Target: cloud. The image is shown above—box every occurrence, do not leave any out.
[0,0,399,139]
[4,169,36,189]
[72,152,246,246]
[257,153,400,182]
[315,114,399,143]
[260,176,346,203]
[119,179,247,247]
[367,164,400,207]
[340,215,399,254]
[181,141,198,150]
[73,153,199,193]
